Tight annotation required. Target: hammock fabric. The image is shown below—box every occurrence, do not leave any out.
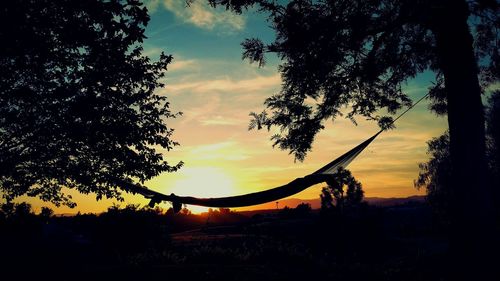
[117,130,382,212]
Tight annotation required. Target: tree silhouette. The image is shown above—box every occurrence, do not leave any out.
[415,132,452,225]
[39,207,54,219]
[320,168,364,215]
[294,202,312,214]
[279,202,312,218]
[208,0,498,275]
[0,0,182,207]
[0,202,15,219]
[13,202,33,218]
[416,90,500,224]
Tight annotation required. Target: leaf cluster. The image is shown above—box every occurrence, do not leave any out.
[0,0,182,207]
[210,0,499,160]
[416,90,500,223]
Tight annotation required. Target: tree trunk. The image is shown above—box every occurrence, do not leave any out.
[431,0,496,278]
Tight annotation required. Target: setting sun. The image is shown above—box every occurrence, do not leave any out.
[167,167,236,213]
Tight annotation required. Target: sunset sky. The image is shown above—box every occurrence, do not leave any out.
[23,0,448,214]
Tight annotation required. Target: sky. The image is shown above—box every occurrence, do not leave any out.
[22,0,448,214]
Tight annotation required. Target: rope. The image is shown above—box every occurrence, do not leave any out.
[381,92,430,132]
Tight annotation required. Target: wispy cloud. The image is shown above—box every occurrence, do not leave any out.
[188,141,250,161]
[141,48,200,73]
[166,74,281,94]
[146,0,245,32]
[199,115,244,126]
[143,46,164,58]
[190,141,236,153]
[168,58,199,72]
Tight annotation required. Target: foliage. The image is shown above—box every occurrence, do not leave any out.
[415,132,452,223]
[0,202,15,218]
[0,0,182,207]
[207,0,499,160]
[0,202,36,220]
[40,207,54,218]
[320,168,364,214]
[203,207,248,224]
[294,202,312,214]
[279,202,312,218]
[416,90,500,222]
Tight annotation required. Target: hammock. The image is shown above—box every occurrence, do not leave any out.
[117,130,380,212]
[118,94,428,212]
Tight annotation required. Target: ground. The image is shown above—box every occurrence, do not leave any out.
[1,201,455,281]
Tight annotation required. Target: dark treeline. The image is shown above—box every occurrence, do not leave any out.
[1,200,445,281]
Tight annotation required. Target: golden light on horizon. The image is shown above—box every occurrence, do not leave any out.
[167,166,236,213]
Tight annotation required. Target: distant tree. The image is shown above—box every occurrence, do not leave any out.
[13,202,34,218]
[150,206,165,215]
[165,207,176,216]
[124,204,141,212]
[39,207,54,219]
[294,202,312,217]
[218,207,231,215]
[0,202,15,218]
[278,206,292,218]
[295,202,311,212]
[279,203,311,218]
[0,0,182,207]
[180,208,192,216]
[106,203,123,214]
[321,168,364,215]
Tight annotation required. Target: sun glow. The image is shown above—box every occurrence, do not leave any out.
[168,167,236,213]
